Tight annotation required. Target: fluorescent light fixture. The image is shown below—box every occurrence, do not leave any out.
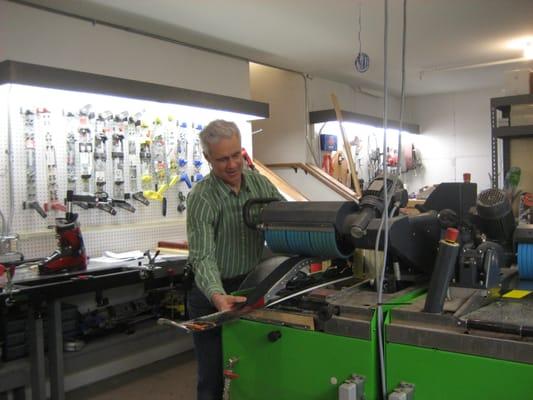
[507,36,533,59]
[524,41,533,60]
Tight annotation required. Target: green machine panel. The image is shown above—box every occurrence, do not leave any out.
[386,342,533,399]
[223,287,425,400]
[385,288,533,399]
[223,319,376,400]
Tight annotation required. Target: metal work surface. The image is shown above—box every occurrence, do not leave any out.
[1,258,186,304]
[387,288,533,364]
[324,283,425,339]
[461,296,533,327]
[328,283,422,312]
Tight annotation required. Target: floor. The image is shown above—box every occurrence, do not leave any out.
[66,351,197,400]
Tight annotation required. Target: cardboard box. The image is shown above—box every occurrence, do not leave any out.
[510,104,533,126]
[504,69,533,96]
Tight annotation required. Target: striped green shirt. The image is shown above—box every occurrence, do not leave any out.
[186,169,282,300]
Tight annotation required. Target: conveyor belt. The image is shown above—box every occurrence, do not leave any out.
[265,229,351,259]
[518,243,533,280]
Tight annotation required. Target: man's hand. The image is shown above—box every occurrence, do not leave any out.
[211,293,247,312]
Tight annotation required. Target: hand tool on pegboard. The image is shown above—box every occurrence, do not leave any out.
[93,111,116,215]
[38,108,66,213]
[177,122,192,189]
[128,114,149,206]
[166,116,180,193]
[331,93,363,198]
[139,123,153,193]
[21,109,47,218]
[191,123,204,183]
[111,112,135,213]
[78,105,95,195]
[65,112,78,191]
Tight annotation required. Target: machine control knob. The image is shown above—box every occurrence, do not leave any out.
[318,304,340,322]
[267,330,282,342]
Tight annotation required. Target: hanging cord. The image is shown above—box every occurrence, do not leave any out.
[397,0,407,180]
[357,2,363,56]
[355,2,370,73]
[376,0,390,398]
[375,1,408,398]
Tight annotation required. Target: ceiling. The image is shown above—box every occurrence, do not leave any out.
[16,0,533,96]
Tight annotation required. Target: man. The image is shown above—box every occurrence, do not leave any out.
[186,119,282,400]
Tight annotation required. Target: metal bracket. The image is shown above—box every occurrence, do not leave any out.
[389,382,415,400]
[338,374,366,400]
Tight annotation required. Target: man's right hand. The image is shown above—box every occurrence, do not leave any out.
[211,293,247,312]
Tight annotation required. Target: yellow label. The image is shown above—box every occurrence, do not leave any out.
[502,290,531,299]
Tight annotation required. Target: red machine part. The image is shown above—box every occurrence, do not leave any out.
[241,148,255,170]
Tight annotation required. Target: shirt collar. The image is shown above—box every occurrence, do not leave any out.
[209,170,251,198]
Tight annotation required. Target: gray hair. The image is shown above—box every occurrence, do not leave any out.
[199,120,241,156]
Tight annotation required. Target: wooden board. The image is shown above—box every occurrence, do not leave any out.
[246,309,315,330]
[331,151,351,187]
[254,159,308,201]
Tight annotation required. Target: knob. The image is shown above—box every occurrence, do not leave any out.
[267,330,282,342]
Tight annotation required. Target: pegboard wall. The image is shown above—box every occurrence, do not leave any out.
[1,84,254,259]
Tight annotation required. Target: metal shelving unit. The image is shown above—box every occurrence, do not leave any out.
[490,93,533,188]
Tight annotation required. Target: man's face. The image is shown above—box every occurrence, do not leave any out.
[205,133,243,189]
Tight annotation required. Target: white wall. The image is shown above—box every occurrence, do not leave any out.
[307,76,405,121]
[0,1,256,258]
[250,63,307,164]
[250,66,409,166]
[403,87,501,193]
[0,1,250,99]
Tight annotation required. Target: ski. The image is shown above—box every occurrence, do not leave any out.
[158,274,353,333]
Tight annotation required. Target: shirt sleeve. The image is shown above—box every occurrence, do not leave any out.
[259,173,285,201]
[186,191,225,301]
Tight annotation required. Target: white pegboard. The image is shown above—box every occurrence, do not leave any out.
[1,84,254,259]
[0,86,10,231]
[17,216,187,260]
